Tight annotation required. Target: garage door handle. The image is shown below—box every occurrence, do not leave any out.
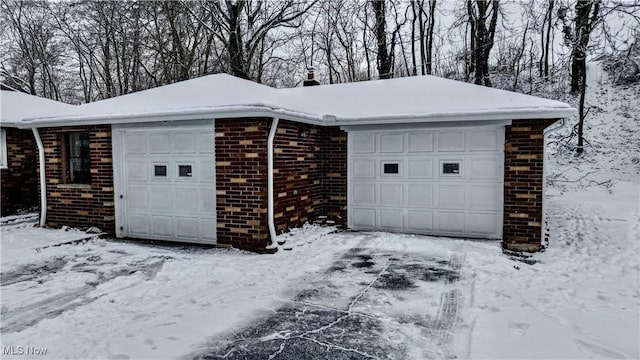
[119,195,124,199]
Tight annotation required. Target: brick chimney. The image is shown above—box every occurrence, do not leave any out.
[303,67,320,87]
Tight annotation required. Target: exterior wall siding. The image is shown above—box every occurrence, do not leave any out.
[215,118,270,252]
[273,122,347,231]
[503,119,556,252]
[40,125,115,234]
[273,121,324,231]
[1,128,39,215]
[215,119,348,252]
[321,127,347,223]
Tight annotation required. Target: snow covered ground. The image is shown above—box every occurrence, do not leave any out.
[1,64,638,359]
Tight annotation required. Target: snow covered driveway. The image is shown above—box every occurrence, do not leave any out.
[0,221,465,359]
[2,183,638,360]
[190,242,463,359]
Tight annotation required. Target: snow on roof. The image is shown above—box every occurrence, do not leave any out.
[16,73,575,127]
[277,75,575,123]
[0,90,76,127]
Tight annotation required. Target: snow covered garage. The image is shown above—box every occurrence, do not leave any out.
[15,74,574,252]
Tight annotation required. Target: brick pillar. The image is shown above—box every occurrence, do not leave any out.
[321,127,347,224]
[215,118,271,252]
[503,119,556,252]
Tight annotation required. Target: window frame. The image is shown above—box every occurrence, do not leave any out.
[63,131,91,185]
[0,129,7,169]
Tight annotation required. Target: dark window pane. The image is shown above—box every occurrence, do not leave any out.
[68,132,91,184]
[154,165,167,177]
[383,163,399,174]
[179,165,192,177]
[443,162,460,174]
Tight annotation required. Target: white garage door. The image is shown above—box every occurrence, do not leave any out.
[348,126,504,239]
[113,124,217,244]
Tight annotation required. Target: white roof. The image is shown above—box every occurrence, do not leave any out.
[1,90,76,127]
[14,74,575,127]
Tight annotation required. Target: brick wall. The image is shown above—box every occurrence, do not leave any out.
[503,119,556,252]
[1,128,39,215]
[320,127,347,224]
[273,121,324,231]
[215,119,348,252]
[273,122,348,231]
[40,125,115,234]
[215,118,270,252]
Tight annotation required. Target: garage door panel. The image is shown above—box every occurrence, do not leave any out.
[438,131,465,152]
[200,159,216,182]
[407,184,433,206]
[116,125,216,244]
[176,217,198,239]
[128,214,150,236]
[152,216,173,236]
[199,189,216,212]
[408,132,434,153]
[470,129,499,151]
[126,160,148,181]
[352,183,376,204]
[128,187,149,209]
[380,184,403,205]
[125,134,146,154]
[150,187,172,210]
[175,188,198,211]
[352,133,375,153]
[379,209,403,230]
[469,184,499,210]
[438,212,465,233]
[379,133,403,153]
[149,133,171,154]
[353,159,376,178]
[468,213,499,236]
[348,126,503,239]
[199,218,217,240]
[174,132,197,153]
[199,133,214,154]
[469,158,500,180]
[438,184,465,208]
[407,211,434,232]
[352,208,376,228]
[408,159,433,179]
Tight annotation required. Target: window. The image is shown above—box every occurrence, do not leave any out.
[154,165,167,177]
[0,129,7,169]
[66,132,91,184]
[178,164,192,177]
[383,163,399,175]
[442,162,461,175]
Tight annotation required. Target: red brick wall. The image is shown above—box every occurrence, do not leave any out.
[321,127,347,224]
[40,126,115,234]
[215,118,270,252]
[273,122,348,231]
[503,119,556,252]
[215,119,348,252]
[1,128,39,216]
[273,121,324,231]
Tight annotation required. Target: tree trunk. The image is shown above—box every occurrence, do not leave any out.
[372,0,392,79]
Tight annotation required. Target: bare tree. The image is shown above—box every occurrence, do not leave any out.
[466,0,500,86]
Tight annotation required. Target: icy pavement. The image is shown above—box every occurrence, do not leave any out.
[0,219,466,359]
[190,244,463,359]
